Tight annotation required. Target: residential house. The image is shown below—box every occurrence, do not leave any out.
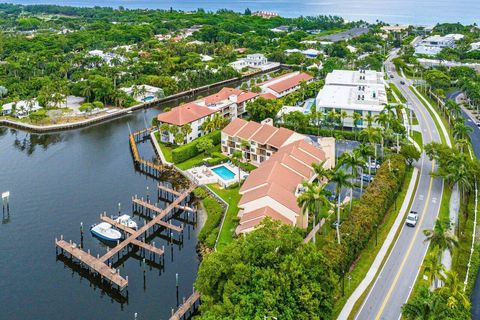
[1,99,41,118]
[258,72,314,98]
[229,53,280,71]
[121,85,163,102]
[414,34,464,56]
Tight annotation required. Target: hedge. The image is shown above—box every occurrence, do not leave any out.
[282,125,359,141]
[198,197,224,248]
[172,131,221,164]
[321,154,407,272]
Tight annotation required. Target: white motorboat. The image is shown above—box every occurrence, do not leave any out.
[90,222,122,242]
[114,214,138,230]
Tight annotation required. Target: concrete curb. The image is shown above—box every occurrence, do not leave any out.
[338,167,419,320]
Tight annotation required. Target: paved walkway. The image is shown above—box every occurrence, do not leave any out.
[338,168,419,320]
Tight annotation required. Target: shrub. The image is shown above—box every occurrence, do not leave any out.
[198,197,224,248]
[193,187,209,199]
[172,131,221,163]
[79,103,93,112]
[206,157,224,166]
[239,162,257,172]
[321,154,407,272]
[282,124,358,141]
[92,101,104,109]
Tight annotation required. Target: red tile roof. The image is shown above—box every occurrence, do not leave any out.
[265,127,296,148]
[222,118,248,136]
[157,102,216,126]
[200,87,258,106]
[259,93,277,100]
[236,139,327,234]
[237,91,259,104]
[236,121,262,140]
[261,72,314,94]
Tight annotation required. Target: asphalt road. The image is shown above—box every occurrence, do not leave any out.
[354,55,445,320]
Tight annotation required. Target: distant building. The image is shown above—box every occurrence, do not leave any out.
[88,50,126,66]
[316,69,387,128]
[258,72,314,98]
[470,41,480,51]
[414,34,464,56]
[252,11,279,19]
[270,25,291,33]
[229,53,279,71]
[121,85,163,102]
[319,27,369,42]
[285,48,322,58]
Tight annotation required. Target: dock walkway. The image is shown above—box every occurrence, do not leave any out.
[170,290,201,320]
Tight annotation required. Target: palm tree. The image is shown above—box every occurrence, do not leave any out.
[169,125,179,144]
[359,127,382,173]
[401,285,446,320]
[297,181,331,233]
[340,110,348,130]
[423,248,445,289]
[352,112,363,137]
[330,168,353,244]
[452,120,473,141]
[339,152,364,211]
[354,143,374,194]
[181,124,192,142]
[423,219,458,263]
[232,150,243,185]
[155,88,165,100]
[312,160,331,183]
[365,113,375,127]
[438,270,470,310]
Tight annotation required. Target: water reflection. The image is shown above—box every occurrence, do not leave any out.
[11,131,66,155]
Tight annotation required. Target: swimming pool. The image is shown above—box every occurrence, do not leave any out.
[142,96,155,102]
[211,165,236,180]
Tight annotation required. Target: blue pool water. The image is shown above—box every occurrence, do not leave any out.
[143,96,155,102]
[212,165,236,180]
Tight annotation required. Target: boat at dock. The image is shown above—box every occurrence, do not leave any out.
[114,214,138,230]
[90,222,122,242]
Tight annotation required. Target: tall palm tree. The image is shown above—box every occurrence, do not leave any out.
[365,113,375,127]
[352,112,363,137]
[339,152,364,211]
[312,160,331,183]
[423,219,458,263]
[354,144,374,194]
[423,248,445,289]
[340,110,348,130]
[452,120,473,141]
[181,124,192,142]
[330,168,353,244]
[297,182,331,234]
[359,127,382,173]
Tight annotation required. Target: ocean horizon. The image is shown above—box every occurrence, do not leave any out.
[4,0,480,25]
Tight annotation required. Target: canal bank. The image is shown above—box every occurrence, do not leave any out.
[0,106,200,319]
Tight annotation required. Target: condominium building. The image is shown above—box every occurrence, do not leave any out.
[221,118,306,164]
[259,72,314,98]
[316,69,387,128]
[195,87,258,119]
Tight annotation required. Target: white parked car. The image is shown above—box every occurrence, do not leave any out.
[406,211,418,227]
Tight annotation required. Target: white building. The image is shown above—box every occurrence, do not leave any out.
[414,34,464,56]
[285,48,322,58]
[470,42,480,51]
[88,50,126,65]
[229,53,279,71]
[195,87,259,119]
[121,85,163,102]
[316,70,387,128]
[1,99,41,118]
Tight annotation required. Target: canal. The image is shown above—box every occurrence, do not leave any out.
[0,106,199,319]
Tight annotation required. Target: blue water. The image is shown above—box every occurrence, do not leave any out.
[7,0,480,24]
[212,165,236,180]
[143,96,155,102]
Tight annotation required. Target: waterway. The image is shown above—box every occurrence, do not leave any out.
[0,105,199,320]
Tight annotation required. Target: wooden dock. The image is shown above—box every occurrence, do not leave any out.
[56,185,195,290]
[55,239,129,290]
[170,290,201,320]
[129,127,165,176]
[158,184,182,197]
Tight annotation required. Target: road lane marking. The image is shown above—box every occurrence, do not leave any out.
[375,163,435,320]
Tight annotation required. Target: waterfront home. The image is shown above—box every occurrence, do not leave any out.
[258,72,314,98]
[316,69,387,128]
[195,87,258,119]
[236,137,335,234]
[1,99,41,118]
[121,85,163,102]
[285,48,322,58]
[157,103,216,144]
[221,118,305,164]
[229,54,280,72]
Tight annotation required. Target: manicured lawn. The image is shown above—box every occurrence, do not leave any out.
[389,83,407,103]
[176,144,221,171]
[412,130,423,149]
[330,167,417,318]
[206,184,242,251]
[153,132,174,162]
